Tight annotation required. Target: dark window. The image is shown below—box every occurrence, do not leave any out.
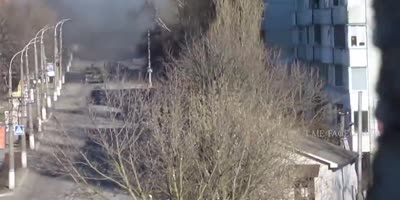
[333,0,340,6]
[351,36,357,46]
[314,25,321,45]
[354,111,368,132]
[299,28,303,44]
[295,178,315,200]
[334,25,346,48]
[312,0,320,9]
[336,104,344,123]
[319,65,329,82]
[299,27,306,44]
[335,65,343,86]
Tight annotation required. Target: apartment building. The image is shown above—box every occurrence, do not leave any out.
[265,0,381,153]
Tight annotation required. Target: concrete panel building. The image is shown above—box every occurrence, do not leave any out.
[265,0,381,154]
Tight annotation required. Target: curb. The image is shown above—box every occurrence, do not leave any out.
[35,112,53,151]
[0,169,30,198]
[0,190,13,197]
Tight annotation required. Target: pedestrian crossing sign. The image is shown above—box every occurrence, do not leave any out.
[14,125,25,136]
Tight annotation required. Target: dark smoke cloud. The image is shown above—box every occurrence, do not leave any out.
[47,0,177,60]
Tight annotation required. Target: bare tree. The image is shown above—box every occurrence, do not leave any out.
[46,0,330,199]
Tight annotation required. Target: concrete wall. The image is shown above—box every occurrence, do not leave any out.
[292,154,358,200]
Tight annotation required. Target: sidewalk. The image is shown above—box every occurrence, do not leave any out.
[0,59,133,199]
[0,151,29,197]
[0,59,91,199]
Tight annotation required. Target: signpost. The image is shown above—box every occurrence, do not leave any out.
[4,111,18,132]
[14,125,25,136]
[47,63,55,78]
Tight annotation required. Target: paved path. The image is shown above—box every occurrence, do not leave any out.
[0,60,88,199]
[1,58,130,200]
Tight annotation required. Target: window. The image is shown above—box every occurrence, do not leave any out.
[336,104,344,123]
[299,27,308,44]
[307,27,312,44]
[333,0,340,6]
[311,0,320,9]
[297,0,309,10]
[319,65,329,82]
[314,25,321,45]
[295,178,315,200]
[335,65,343,86]
[348,26,367,47]
[354,111,368,132]
[334,25,346,48]
[351,67,367,90]
[351,36,357,46]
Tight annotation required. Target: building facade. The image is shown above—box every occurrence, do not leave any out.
[265,0,380,153]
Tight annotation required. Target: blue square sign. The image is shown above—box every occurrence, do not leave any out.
[14,125,25,136]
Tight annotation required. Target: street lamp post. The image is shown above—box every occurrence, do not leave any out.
[40,27,53,109]
[53,24,58,101]
[24,38,39,151]
[20,39,38,169]
[39,26,53,119]
[34,26,50,133]
[8,50,24,190]
[59,19,71,85]
[147,30,153,88]
[54,19,71,97]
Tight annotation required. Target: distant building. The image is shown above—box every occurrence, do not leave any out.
[264,0,381,154]
[289,135,358,200]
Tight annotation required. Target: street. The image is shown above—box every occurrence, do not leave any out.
[2,58,132,200]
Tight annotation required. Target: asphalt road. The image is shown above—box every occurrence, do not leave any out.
[2,58,132,200]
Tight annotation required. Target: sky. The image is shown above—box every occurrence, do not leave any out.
[47,0,177,60]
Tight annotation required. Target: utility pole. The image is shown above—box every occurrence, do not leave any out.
[147,29,153,88]
[25,47,34,152]
[20,49,27,169]
[8,51,23,189]
[34,29,43,136]
[357,91,364,200]
[338,110,351,150]
[59,20,71,85]
[41,28,52,109]
[53,25,59,101]
[40,28,48,119]
[54,19,71,97]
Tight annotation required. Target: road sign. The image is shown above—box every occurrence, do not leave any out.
[47,63,55,77]
[14,125,25,136]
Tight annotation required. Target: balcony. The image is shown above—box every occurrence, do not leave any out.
[297,46,307,60]
[319,47,333,64]
[306,46,314,61]
[296,9,313,26]
[314,47,321,62]
[314,46,333,64]
[313,9,332,24]
[333,48,367,66]
[332,6,347,24]
[292,13,296,26]
[292,29,299,45]
[297,45,314,61]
